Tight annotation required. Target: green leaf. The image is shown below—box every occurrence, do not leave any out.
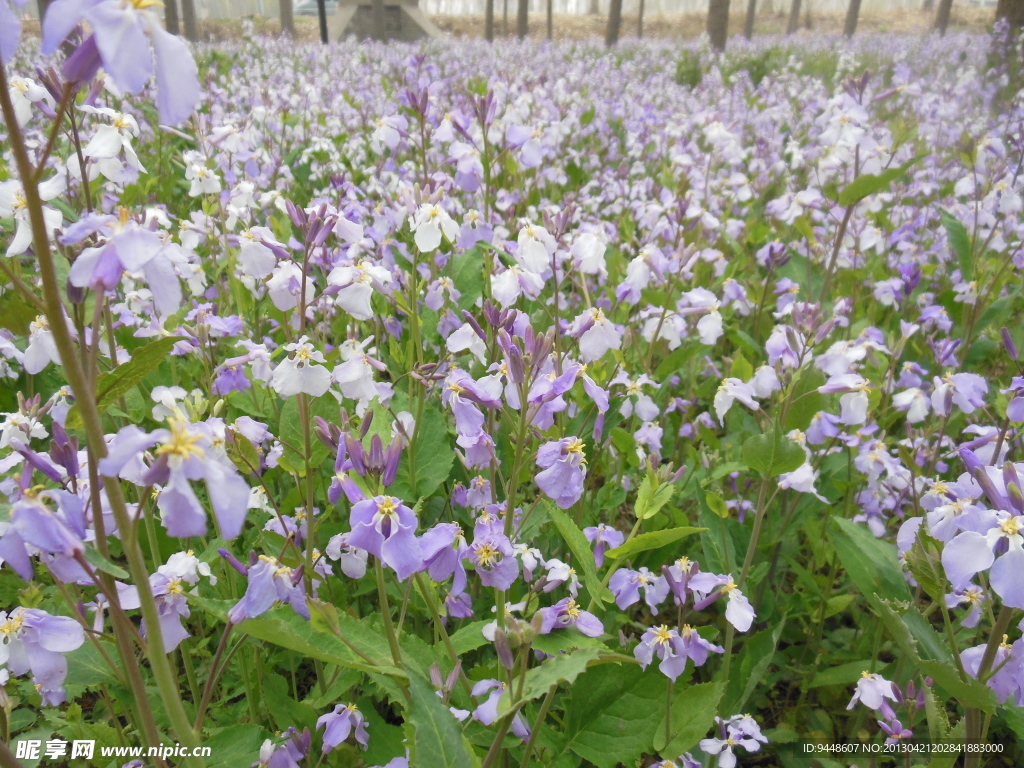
[83,546,129,580]
[63,642,122,688]
[940,209,972,281]
[391,402,454,501]
[595,483,627,511]
[448,620,491,656]
[829,516,912,604]
[277,396,336,471]
[836,160,917,206]
[546,501,611,604]
[722,617,786,714]
[604,527,705,561]
[559,663,668,768]
[65,337,184,429]
[741,430,805,478]
[406,671,478,768]
[192,597,403,679]
[784,368,827,431]
[635,470,676,520]
[447,245,486,312]
[918,659,998,715]
[498,648,615,715]
[804,660,894,690]
[656,682,724,755]
[654,344,700,381]
[204,724,267,768]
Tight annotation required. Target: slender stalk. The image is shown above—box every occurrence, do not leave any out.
[0,66,204,767]
[519,685,556,768]
[375,558,404,668]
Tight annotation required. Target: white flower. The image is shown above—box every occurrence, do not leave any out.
[0,179,64,257]
[327,259,392,320]
[410,204,458,252]
[516,223,556,272]
[23,315,61,374]
[271,337,332,398]
[8,77,49,126]
[446,323,487,364]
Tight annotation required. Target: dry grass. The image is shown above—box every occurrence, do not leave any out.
[20,6,993,42]
[431,7,994,39]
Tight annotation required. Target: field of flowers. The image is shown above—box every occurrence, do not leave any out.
[2,8,1024,767]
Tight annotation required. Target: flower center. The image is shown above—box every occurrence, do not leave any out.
[999,516,1023,536]
[652,625,673,646]
[155,419,206,461]
[475,543,500,567]
[564,599,581,620]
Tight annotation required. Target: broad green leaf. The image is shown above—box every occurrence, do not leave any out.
[448,621,491,655]
[447,245,486,311]
[559,663,668,768]
[830,516,912,604]
[406,671,478,768]
[656,681,724,755]
[204,724,267,768]
[741,430,804,478]
[277,396,337,470]
[546,501,611,604]
[784,368,827,431]
[918,659,998,715]
[532,630,609,656]
[83,546,129,580]
[498,648,613,715]
[836,160,917,207]
[391,402,454,500]
[722,617,786,714]
[192,597,403,678]
[654,344,701,381]
[635,470,676,520]
[65,337,184,429]
[940,209,972,281]
[604,527,705,560]
[63,642,122,688]
[804,660,894,690]
[595,483,627,511]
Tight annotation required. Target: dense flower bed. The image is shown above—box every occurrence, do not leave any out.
[2,12,1024,767]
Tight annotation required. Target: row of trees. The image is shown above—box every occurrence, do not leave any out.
[127,0,1021,45]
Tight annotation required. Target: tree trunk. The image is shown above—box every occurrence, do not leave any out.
[516,0,528,38]
[280,0,294,35]
[707,0,729,50]
[316,0,329,42]
[786,0,801,33]
[547,0,553,38]
[934,0,952,33]
[843,0,860,36]
[996,0,1024,26]
[743,0,756,38]
[164,0,181,35]
[372,0,385,39]
[637,0,644,36]
[181,0,199,41]
[487,0,496,39]
[605,0,622,44]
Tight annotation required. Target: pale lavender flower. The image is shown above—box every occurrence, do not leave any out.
[317,704,369,753]
[584,524,624,568]
[537,597,603,637]
[535,437,587,509]
[348,495,423,581]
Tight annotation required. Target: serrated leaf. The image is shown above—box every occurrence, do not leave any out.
[559,663,667,768]
[605,527,705,560]
[448,620,491,655]
[498,648,613,715]
[656,681,724,755]
[63,642,122,688]
[65,337,184,429]
[191,597,403,679]
[546,501,611,604]
[406,671,477,768]
[741,430,804,478]
[831,516,912,603]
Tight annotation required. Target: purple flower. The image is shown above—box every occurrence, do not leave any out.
[325,532,369,579]
[609,567,669,614]
[101,420,250,539]
[467,532,518,590]
[348,495,424,581]
[535,437,587,509]
[537,598,603,637]
[471,679,530,739]
[42,0,200,124]
[0,0,28,64]
[583,524,624,568]
[0,607,85,705]
[878,718,914,746]
[420,523,469,593]
[634,625,722,681]
[941,510,1024,608]
[227,555,309,623]
[316,704,369,753]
